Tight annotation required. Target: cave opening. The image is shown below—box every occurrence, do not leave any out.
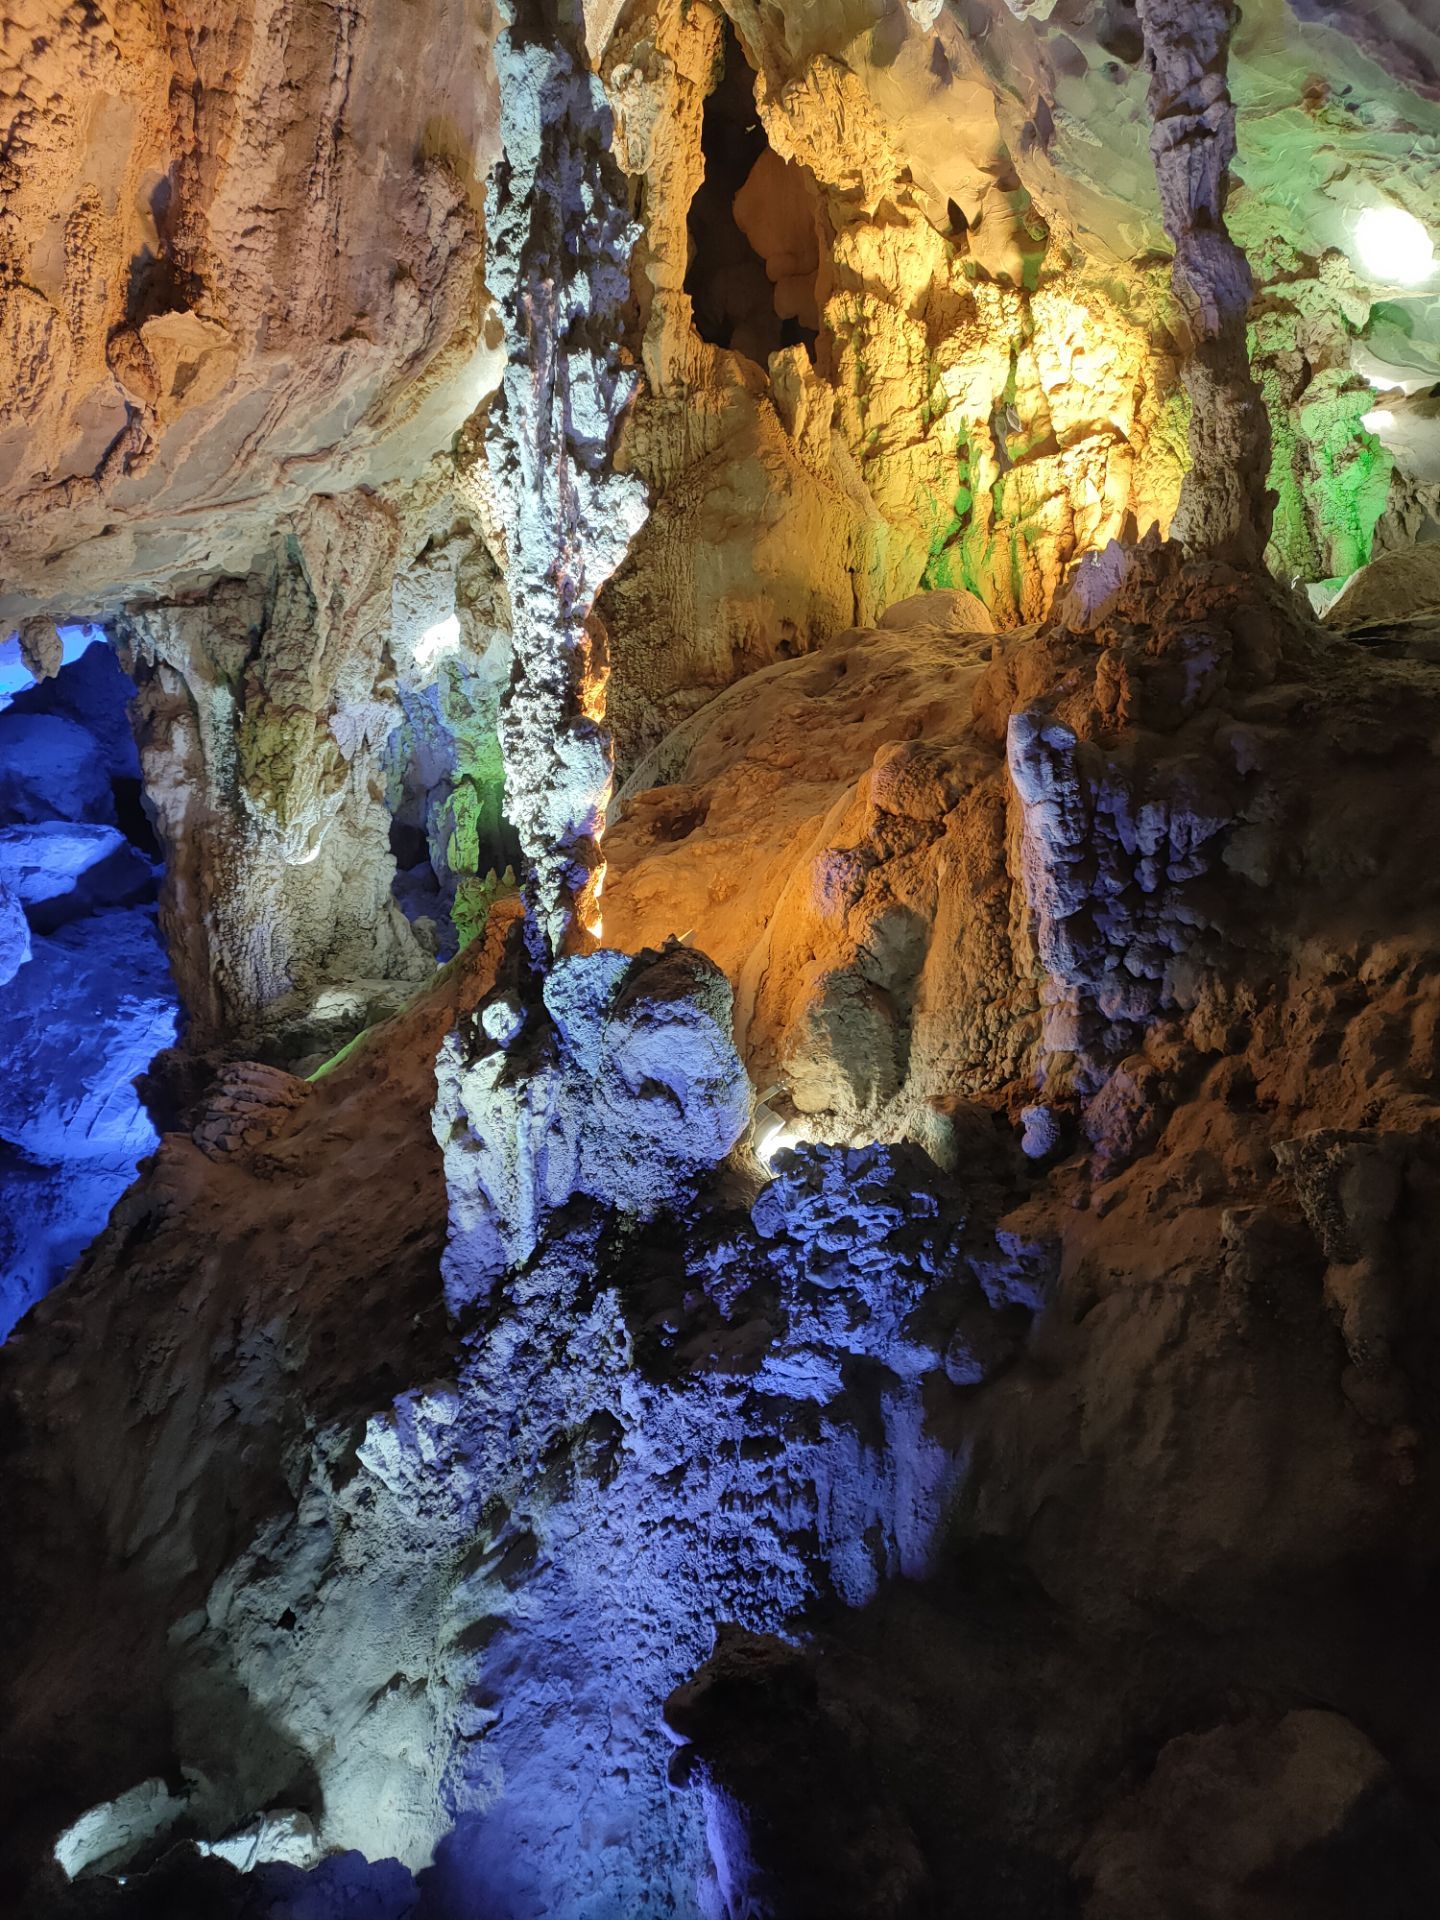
[685,21,822,365]
[0,629,179,1339]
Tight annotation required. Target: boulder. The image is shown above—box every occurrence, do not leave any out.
[1325,544,1440,630]
[0,712,114,826]
[877,588,995,634]
[435,942,751,1302]
[1079,1711,1395,1919]
[0,822,129,904]
[0,822,153,929]
[4,640,141,782]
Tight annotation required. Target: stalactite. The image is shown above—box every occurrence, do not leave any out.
[1135,0,1274,563]
[484,0,648,968]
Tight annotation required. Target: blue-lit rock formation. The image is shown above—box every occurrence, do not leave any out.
[0,642,178,1339]
[434,942,752,1298]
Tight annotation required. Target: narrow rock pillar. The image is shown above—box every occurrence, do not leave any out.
[1136,0,1273,563]
[484,0,648,967]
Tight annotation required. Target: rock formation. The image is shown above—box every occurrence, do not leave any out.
[5,2,1440,1918]
[116,501,431,1049]
[482,0,649,960]
[1135,0,1273,562]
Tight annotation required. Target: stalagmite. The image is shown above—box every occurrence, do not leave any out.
[1134,0,1274,562]
[484,0,648,966]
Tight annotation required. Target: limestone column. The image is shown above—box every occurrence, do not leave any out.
[484,0,648,967]
[1136,0,1273,563]
[118,498,428,1046]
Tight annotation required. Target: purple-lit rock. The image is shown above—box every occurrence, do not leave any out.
[434,942,751,1302]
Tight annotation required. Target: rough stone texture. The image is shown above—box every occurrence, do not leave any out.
[434,940,751,1300]
[0,711,115,826]
[0,0,502,629]
[0,641,179,1340]
[8,5,1440,1919]
[604,605,1032,1151]
[1326,544,1440,631]
[3,0,1437,657]
[481,0,648,960]
[0,877,30,986]
[0,917,515,1907]
[0,905,178,1338]
[192,1063,313,1163]
[1078,1710,1395,1919]
[117,499,431,1047]
[1135,0,1273,563]
[10,562,1440,1915]
[0,823,130,907]
[599,0,1191,772]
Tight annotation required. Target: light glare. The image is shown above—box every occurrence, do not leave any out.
[756,1117,803,1171]
[416,614,461,670]
[1355,206,1436,287]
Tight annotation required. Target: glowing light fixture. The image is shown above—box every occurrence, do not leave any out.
[415,613,461,671]
[1361,407,1396,435]
[756,1116,804,1172]
[1354,206,1436,287]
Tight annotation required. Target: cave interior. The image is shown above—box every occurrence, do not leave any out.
[4,0,1440,1915]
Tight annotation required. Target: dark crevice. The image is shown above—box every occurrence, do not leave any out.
[685,21,820,366]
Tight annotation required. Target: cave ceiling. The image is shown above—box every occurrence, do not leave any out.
[1,0,1438,628]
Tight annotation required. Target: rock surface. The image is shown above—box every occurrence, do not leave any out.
[7,4,1440,1919]
[0,0,502,628]
[435,939,752,1297]
[8,561,1440,1914]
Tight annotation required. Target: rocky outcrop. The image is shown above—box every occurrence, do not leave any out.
[435,940,751,1300]
[0,639,177,1342]
[7,4,1440,1919]
[8,562,1440,1916]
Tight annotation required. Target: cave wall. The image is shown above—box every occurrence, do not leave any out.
[0,0,502,627]
[599,0,1190,771]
